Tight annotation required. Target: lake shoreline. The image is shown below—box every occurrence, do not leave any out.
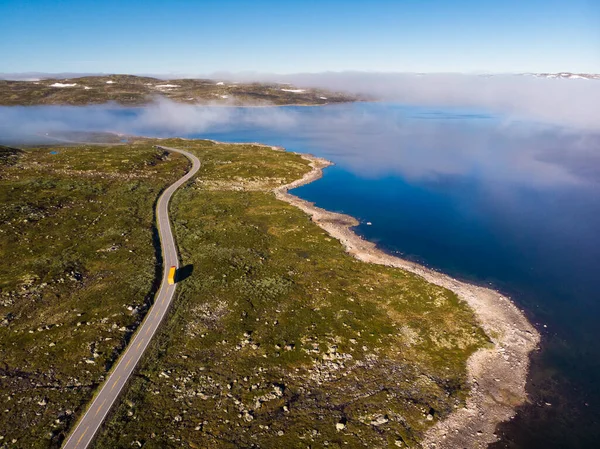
[270,148,541,449]
[156,136,541,447]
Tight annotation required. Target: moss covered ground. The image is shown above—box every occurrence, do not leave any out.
[89,139,488,448]
[0,142,188,447]
[0,138,487,448]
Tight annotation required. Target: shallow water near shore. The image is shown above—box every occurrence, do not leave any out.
[2,102,600,447]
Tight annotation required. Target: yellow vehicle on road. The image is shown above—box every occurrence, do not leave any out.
[168,266,176,285]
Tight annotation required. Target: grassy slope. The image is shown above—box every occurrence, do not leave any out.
[0,143,188,447]
[0,75,358,106]
[92,139,488,448]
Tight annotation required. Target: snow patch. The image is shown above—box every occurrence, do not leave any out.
[281,88,305,93]
[532,73,594,80]
[216,81,224,85]
[50,83,77,88]
[84,86,91,90]
[155,84,180,89]
[106,80,115,84]
[320,96,328,100]
[220,95,229,99]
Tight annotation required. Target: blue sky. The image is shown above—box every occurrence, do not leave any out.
[1,0,598,74]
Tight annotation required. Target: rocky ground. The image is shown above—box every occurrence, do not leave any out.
[0,75,361,106]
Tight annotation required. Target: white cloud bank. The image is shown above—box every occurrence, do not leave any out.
[206,72,600,131]
[1,71,598,130]
[0,72,599,187]
[1,97,598,188]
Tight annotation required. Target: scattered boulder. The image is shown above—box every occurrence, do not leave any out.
[371,414,389,426]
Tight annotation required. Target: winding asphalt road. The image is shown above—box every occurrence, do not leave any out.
[62,146,200,449]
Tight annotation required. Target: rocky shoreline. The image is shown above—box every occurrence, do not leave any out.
[273,151,540,449]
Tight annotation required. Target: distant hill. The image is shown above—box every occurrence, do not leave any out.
[520,72,600,80]
[0,74,361,106]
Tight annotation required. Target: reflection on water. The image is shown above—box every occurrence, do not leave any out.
[2,102,600,448]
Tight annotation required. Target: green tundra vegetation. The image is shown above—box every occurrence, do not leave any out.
[0,75,359,106]
[97,139,488,448]
[0,138,487,448]
[0,142,188,447]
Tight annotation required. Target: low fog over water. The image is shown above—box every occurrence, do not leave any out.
[2,98,600,189]
[213,72,600,131]
[2,73,600,448]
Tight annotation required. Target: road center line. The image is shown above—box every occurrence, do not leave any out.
[76,426,89,445]
[94,399,107,417]
[110,375,122,391]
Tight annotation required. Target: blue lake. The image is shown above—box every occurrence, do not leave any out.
[2,102,599,447]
